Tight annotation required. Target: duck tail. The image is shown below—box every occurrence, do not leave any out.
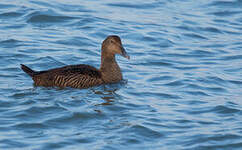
[21,64,36,77]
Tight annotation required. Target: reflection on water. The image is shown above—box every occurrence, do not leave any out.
[93,84,120,106]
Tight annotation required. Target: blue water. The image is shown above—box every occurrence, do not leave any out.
[0,0,242,149]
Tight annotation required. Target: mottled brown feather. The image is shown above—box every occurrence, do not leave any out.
[31,64,103,88]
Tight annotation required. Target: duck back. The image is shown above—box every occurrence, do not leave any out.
[21,64,103,88]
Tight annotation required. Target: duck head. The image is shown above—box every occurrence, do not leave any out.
[101,35,130,59]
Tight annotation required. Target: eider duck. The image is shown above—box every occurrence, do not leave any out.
[21,35,129,89]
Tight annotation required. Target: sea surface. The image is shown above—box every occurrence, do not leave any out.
[0,0,242,149]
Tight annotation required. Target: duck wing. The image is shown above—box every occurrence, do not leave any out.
[32,64,103,88]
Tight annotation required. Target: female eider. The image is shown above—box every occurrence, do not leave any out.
[21,35,129,89]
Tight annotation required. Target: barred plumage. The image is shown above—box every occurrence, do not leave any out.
[21,35,130,89]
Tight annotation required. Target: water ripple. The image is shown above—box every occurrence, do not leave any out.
[1,0,242,149]
[0,12,23,18]
[27,14,76,23]
[107,2,160,9]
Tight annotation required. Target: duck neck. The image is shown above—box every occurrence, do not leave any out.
[100,53,122,83]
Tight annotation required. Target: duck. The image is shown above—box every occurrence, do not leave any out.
[21,35,130,89]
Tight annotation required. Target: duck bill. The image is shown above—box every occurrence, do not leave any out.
[121,47,130,60]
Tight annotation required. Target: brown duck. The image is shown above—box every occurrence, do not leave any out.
[21,35,130,89]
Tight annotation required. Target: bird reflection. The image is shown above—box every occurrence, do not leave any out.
[92,80,127,106]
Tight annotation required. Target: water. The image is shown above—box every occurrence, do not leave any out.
[0,0,242,149]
